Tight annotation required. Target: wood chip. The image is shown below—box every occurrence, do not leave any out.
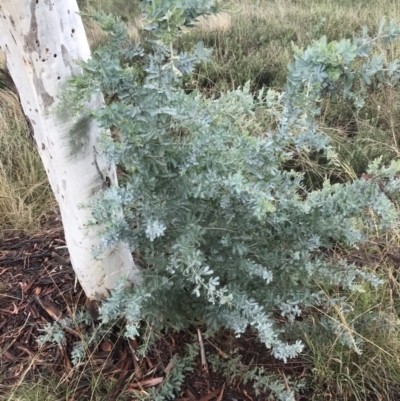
[3,350,21,361]
[185,388,198,401]
[198,388,222,401]
[129,377,164,389]
[164,358,175,375]
[33,295,65,322]
[101,339,114,352]
[216,383,226,401]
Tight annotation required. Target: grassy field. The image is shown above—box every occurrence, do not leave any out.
[2,0,400,399]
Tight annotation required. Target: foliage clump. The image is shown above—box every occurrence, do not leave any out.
[64,0,400,366]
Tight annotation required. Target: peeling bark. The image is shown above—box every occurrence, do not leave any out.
[0,0,141,299]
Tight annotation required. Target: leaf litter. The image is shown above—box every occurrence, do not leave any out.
[0,227,310,400]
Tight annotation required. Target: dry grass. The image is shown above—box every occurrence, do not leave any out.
[194,12,232,32]
[229,0,400,32]
[84,18,110,48]
[0,51,5,68]
[0,89,56,235]
[79,0,141,48]
[0,90,22,131]
[299,227,400,400]
[179,0,400,94]
[83,16,141,48]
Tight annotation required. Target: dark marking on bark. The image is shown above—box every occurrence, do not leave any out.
[93,147,111,190]
[10,32,17,45]
[41,143,45,150]
[44,0,53,11]
[32,70,54,109]
[67,115,92,157]
[61,44,79,75]
[60,17,64,32]
[24,0,39,53]
[9,15,15,28]
[90,183,104,197]
[22,0,54,109]
[61,44,69,68]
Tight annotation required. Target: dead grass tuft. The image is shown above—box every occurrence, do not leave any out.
[0,89,56,235]
[0,89,24,130]
[84,18,110,48]
[194,12,232,32]
[0,50,5,68]
[83,15,142,49]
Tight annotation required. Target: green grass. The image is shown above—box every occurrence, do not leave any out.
[4,379,64,401]
[301,295,400,400]
[296,227,400,400]
[2,371,134,401]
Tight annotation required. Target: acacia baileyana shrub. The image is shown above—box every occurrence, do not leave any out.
[64,1,400,363]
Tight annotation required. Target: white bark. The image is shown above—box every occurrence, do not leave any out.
[0,0,141,299]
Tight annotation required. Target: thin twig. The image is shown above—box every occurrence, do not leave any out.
[278,369,291,393]
[216,383,226,401]
[197,328,209,375]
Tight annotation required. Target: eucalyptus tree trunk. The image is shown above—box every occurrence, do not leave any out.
[0,0,141,299]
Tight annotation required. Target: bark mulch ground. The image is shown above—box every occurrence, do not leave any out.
[0,228,311,401]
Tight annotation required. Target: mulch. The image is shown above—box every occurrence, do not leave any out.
[0,227,311,401]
